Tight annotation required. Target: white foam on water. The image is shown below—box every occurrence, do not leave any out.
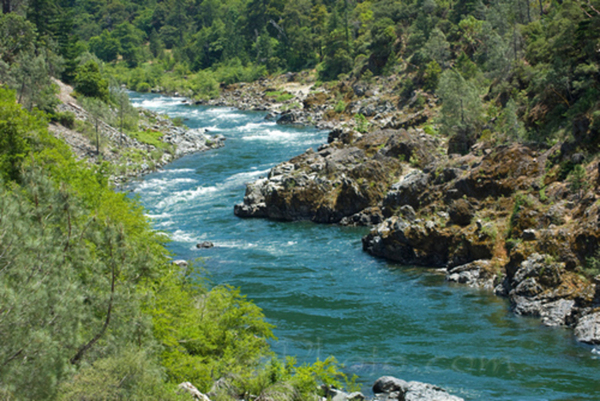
[163,168,196,174]
[218,240,258,249]
[146,212,172,220]
[204,107,237,114]
[171,229,205,243]
[134,97,186,109]
[242,129,308,143]
[225,168,271,186]
[238,121,277,132]
[133,177,197,193]
[156,220,175,228]
[155,185,219,209]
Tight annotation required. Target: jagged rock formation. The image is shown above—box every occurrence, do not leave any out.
[234,128,439,223]
[362,142,600,342]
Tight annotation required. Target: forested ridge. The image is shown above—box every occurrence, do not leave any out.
[2,0,600,140]
[1,0,600,398]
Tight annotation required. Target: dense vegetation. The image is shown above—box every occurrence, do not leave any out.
[2,0,599,142]
[1,0,600,397]
[0,86,357,399]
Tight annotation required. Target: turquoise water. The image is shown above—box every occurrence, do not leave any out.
[128,93,600,400]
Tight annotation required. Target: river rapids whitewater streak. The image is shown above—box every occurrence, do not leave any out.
[127,93,600,400]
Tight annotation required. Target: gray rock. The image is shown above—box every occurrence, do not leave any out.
[512,296,543,317]
[571,153,585,164]
[347,392,366,401]
[172,260,188,267]
[446,260,496,289]
[372,376,464,401]
[447,199,474,226]
[522,229,537,241]
[196,241,214,249]
[383,171,429,210]
[574,312,600,344]
[277,110,301,125]
[447,263,481,286]
[540,299,575,327]
[514,277,543,297]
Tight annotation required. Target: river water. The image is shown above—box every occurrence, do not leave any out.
[128,93,600,400]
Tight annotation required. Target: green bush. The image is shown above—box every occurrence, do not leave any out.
[136,82,152,92]
[334,100,347,113]
[74,59,109,101]
[52,111,77,129]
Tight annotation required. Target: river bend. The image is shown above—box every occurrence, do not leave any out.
[128,93,600,400]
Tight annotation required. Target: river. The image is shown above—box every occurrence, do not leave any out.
[127,92,600,400]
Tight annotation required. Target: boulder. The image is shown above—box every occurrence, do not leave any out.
[178,382,211,401]
[197,241,215,249]
[574,312,600,344]
[277,110,301,125]
[372,376,464,401]
[446,260,496,289]
[383,171,430,211]
[447,199,474,226]
[540,299,576,327]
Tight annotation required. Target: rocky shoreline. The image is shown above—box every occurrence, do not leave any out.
[216,73,600,346]
[179,375,465,401]
[50,80,225,185]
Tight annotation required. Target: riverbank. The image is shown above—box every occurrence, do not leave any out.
[216,72,600,346]
[49,80,225,185]
[129,89,600,400]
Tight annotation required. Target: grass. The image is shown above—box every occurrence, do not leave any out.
[128,129,169,150]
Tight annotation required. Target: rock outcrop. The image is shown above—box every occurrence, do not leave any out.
[225,72,600,344]
[362,141,600,341]
[235,129,439,223]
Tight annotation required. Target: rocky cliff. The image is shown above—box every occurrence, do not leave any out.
[230,73,600,344]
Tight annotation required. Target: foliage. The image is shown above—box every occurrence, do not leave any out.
[129,129,170,150]
[436,69,483,137]
[74,59,109,101]
[334,100,346,113]
[51,111,76,129]
[57,350,187,401]
[584,250,600,278]
[354,113,369,133]
[568,164,588,197]
[0,88,38,181]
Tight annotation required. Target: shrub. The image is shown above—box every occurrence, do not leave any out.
[334,100,346,113]
[51,111,76,129]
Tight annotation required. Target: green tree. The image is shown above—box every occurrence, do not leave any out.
[89,30,120,62]
[0,88,35,181]
[74,59,109,101]
[81,96,108,155]
[437,69,483,152]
